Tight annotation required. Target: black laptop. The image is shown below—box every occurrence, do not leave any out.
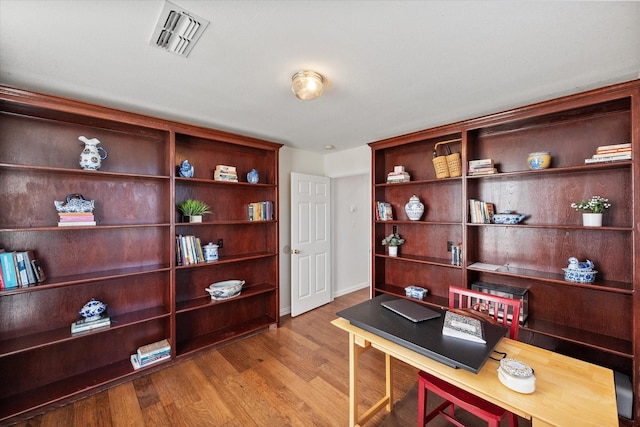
[381,298,441,322]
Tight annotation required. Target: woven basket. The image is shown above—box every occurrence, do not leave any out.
[433,140,462,179]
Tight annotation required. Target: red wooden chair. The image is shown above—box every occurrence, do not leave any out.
[417,285,522,427]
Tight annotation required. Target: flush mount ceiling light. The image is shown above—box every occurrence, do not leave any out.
[291,71,325,100]
[150,1,210,57]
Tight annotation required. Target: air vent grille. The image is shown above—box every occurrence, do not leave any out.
[150,1,209,57]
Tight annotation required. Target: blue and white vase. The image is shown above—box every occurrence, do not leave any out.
[405,195,424,221]
[247,168,259,184]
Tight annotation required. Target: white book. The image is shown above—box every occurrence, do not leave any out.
[58,221,97,227]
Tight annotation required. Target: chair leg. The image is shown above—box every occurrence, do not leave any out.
[417,376,426,426]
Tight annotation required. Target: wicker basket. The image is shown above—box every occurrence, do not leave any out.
[433,140,462,178]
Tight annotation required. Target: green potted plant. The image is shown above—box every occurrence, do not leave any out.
[178,199,211,223]
[570,195,611,227]
[381,232,405,257]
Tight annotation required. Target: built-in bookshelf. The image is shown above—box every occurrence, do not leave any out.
[0,85,281,422]
[369,79,639,426]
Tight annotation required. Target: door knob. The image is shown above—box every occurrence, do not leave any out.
[292,249,300,254]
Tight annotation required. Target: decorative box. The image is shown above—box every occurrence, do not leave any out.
[471,282,528,325]
[405,286,428,300]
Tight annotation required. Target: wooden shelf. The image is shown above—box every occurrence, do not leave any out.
[175,314,277,357]
[176,282,276,313]
[0,306,170,356]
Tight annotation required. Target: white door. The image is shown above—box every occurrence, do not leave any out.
[290,172,332,316]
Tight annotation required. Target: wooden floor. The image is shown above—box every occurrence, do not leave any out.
[12,289,529,427]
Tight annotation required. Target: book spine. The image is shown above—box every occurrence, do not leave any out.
[22,251,36,284]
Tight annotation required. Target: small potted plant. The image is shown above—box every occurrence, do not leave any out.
[381,232,405,257]
[571,195,611,227]
[178,199,211,223]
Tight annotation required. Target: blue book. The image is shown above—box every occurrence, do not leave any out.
[0,252,19,289]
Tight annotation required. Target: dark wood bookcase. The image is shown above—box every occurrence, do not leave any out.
[0,86,281,422]
[369,80,639,426]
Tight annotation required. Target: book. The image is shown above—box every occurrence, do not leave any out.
[21,251,37,285]
[0,252,18,289]
[71,316,111,334]
[591,150,631,159]
[30,259,46,282]
[442,310,486,343]
[215,164,237,173]
[137,339,171,359]
[596,143,631,152]
[130,352,170,370]
[585,153,631,164]
[58,214,95,222]
[15,252,29,286]
[58,221,97,227]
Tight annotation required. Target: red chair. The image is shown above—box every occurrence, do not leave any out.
[417,285,522,427]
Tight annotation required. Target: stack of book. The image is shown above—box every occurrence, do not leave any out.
[386,165,410,183]
[585,143,631,164]
[71,315,111,334]
[175,234,205,266]
[468,159,497,176]
[58,212,96,227]
[468,199,495,224]
[0,249,45,289]
[214,164,238,182]
[130,339,171,370]
[248,201,274,221]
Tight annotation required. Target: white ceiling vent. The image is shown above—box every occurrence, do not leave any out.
[150,1,210,57]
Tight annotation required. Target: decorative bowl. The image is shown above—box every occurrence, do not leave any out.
[527,151,551,170]
[79,299,107,321]
[563,257,597,283]
[205,280,244,300]
[498,358,536,394]
[491,211,526,224]
[54,194,95,213]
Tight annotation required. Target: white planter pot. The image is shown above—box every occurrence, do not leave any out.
[388,246,398,257]
[188,215,203,223]
[582,213,602,227]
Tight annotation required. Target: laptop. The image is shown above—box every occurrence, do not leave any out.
[381,298,441,323]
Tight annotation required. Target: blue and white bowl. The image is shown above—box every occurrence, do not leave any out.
[491,211,526,224]
[79,299,107,321]
[563,268,597,283]
[205,280,244,300]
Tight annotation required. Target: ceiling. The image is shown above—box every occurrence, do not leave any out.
[1,1,639,153]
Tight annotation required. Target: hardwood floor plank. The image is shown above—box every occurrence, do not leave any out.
[107,382,144,427]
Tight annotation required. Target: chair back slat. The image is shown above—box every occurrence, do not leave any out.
[449,285,521,340]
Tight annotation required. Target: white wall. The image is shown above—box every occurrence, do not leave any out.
[278,145,371,316]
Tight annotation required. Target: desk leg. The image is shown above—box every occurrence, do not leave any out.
[348,332,393,427]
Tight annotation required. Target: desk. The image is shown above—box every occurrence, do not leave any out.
[331,317,618,427]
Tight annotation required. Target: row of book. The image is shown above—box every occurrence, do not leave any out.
[375,201,393,221]
[214,164,238,182]
[130,338,171,370]
[176,234,207,266]
[468,158,498,176]
[248,201,274,221]
[0,249,46,289]
[58,211,96,227]
[468,199,495,224]
[584,143,631,164]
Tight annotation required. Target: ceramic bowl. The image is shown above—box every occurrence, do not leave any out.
[563,268,597,283]
[205,280,244,300]
[527,151,551,170]
[498,358,536,394]
[79,299,107,321]
[491,211,526,224]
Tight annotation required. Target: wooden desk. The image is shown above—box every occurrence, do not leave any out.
[331,317,618,427]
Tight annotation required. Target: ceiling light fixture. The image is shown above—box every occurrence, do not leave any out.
[150,1,209,57]
[291,70,325,100]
